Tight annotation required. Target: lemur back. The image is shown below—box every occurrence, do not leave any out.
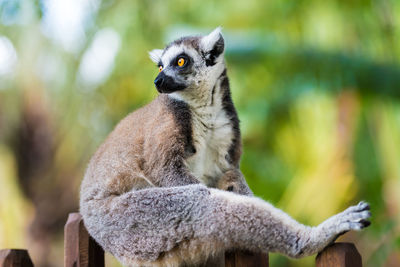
[80,28,371,267]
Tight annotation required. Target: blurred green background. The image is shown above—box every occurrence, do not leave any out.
[0,0,399,266]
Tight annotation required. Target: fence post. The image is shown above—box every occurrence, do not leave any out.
[225,251,269,267]
[0,249,33,267]
[316,242,362,267]
[64,213,105,267]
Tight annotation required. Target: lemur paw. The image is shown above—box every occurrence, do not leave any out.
[321,201,371,238]
[334,201,371,232]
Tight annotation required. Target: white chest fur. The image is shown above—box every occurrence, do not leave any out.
[184,97,233,186]
[168,60,233,186]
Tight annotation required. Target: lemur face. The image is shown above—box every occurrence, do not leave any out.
[149,27,225,96]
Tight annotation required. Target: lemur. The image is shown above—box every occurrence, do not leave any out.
[80,28,371,267]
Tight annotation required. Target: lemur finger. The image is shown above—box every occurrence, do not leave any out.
[337,217,371,233]
[342,202,370,215]
[351,222,364,230]
[342,210,371,222]
[356,201,370,211]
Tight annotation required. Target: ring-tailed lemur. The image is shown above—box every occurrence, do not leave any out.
[80,27,371,267]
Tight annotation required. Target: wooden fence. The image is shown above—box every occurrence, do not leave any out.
[0,212,363,267]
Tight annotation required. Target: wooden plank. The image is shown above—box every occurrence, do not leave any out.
[225,251,269,267]
[316,242,362,267]
[64,213,104,267]
[0,249,34,267]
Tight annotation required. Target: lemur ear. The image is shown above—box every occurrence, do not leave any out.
[201,27,224,53]
[149,49,163,63]
[200,27,224,66]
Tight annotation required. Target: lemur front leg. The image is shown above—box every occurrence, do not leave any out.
[146,152,201,187]
[217,169,253,195]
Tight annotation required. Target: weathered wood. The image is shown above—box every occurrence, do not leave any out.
[0,249,33,267]
[225,251,269,267]
[316,242,362,267]
[64,213,104,267]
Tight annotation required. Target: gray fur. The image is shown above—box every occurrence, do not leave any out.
[80,28,371,267]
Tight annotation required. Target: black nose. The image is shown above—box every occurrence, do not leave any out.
[154,76,164,88]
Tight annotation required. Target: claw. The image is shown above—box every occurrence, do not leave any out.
[359,220,371,228]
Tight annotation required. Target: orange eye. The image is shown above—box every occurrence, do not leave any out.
[177,58,185,67]
[158,66,163,72]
